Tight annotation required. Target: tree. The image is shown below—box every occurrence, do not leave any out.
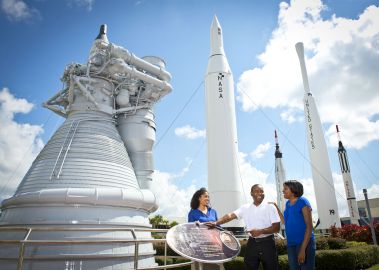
[149,215,164,228]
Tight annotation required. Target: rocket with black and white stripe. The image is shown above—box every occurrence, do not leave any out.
[336,125,360,225]
[274,130,286,213]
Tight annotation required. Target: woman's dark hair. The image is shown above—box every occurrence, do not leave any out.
[190,188,208,209]
[284,180,304,197]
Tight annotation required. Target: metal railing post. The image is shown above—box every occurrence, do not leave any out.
[164,239,168,270]
[131,229,139,269]
[17,228,32,270]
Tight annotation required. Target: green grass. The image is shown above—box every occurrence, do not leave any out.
[366,264,379,270]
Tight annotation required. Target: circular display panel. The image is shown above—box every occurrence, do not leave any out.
[166,223,241,263]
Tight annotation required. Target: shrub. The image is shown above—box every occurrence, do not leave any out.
[315,249,357,270]
[155,258,191,270]
[346,241,368,248]
[275,238,287,255]
[153,241,179,256]
[239,239,247,257]
[224,255,288,270]
[224,256,244,270]
[220,245,379,270]
[352,245,379,269]
[330,225,340,237]
[315,245,379,270]
[278,255,289,270]
[327,237,347,250]
[330,224,378,243]
[315,236,329,250]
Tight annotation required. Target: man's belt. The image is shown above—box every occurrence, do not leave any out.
[249,234,274,243]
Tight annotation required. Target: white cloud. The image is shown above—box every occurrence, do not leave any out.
[237,0,379,149]
[280,108,304,124]
[250,142,272,159]
[175,125,206,140]
[1,0,40,22]
[236,152,275,203]
[0,88,44,202]
[66,0,94,12]
[150,170,196,222]
[357,182,379,201]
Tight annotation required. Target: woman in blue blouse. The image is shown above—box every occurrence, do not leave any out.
[188,188,218,223]
[282,180,315,270]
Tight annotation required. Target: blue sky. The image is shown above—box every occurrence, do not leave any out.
[0,0,378,222]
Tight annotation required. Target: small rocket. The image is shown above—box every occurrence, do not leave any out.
[274,130,286,214]
[295,42,341,229]
[205,16,244,228]
[336,125,360,225]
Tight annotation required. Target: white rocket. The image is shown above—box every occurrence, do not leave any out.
[274,130,286,213]
[295,42,341,229]
[336,125,360,225]
[205,16,244,228]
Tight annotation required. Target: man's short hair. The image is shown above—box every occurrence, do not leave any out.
[251,184,263,192]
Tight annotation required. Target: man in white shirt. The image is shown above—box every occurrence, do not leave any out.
[205,184,280,270]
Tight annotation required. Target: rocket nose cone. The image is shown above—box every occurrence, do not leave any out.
[295,42,304,55]
[95,24,109,43]
[210,15,224,56]
[211,15,221,29]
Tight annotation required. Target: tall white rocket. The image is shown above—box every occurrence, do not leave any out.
[295,42,341,229]
[274,130,286,213]
[336,125,360,225]
[205,16,243,228]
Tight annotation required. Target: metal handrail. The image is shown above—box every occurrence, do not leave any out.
[0,225,193,270]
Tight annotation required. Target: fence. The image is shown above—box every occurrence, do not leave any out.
[0,225,193,270]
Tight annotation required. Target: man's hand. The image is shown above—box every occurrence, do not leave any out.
[249,229,263,237]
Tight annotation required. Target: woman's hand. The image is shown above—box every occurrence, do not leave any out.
[297,247,306,265]
[203,221,217,227]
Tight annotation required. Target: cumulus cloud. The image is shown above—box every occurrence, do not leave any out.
[175,125,206,140]
[250,142,272,159]
[0,88,44,202]
[236,152,278,204]
[150,170,197,222]
[237,0,379,149]
[280,108,304,124]
[66,0,94,12]
[1,0,40,22]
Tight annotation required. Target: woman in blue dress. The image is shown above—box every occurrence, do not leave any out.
[188,188,218,223]
[282,180,315,270]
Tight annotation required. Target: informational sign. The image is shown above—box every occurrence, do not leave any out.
[166,223,240,263]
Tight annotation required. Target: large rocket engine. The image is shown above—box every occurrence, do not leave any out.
[0,25,172,270]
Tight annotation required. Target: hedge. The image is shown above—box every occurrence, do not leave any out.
[223,245,379,270]
[156,258,191,270]
[153,240,378,269]
[327,237,347,249]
